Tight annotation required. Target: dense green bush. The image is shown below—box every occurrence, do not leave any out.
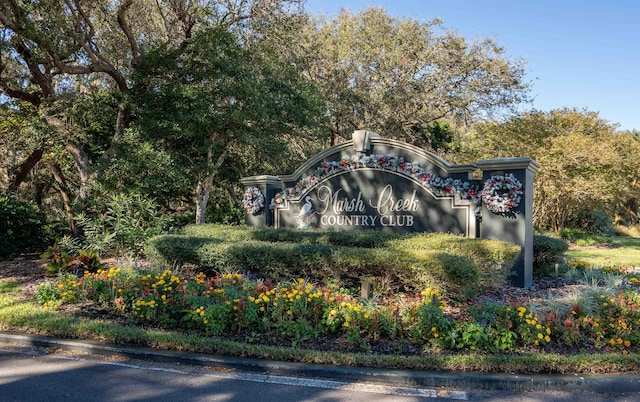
[251,226,404,248]
[533,235,568,274]
[148,236,479,297]
[0,195,48,260]
[147,225,520,299]
[73,193,168,256]
[570,209,616,237]
[386,234,520,288]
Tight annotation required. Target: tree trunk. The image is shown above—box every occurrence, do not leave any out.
[65,143,95,215]
[225,183,238,204]
[330,126,338,147]
[50,164,79,236]
[194,176,213,224]
[193,147,229,224]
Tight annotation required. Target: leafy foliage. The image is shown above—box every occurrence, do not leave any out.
[130,26,324,223]
[73,193,168,256]
[533,235,569,274]
[282,8,529,145]
[460,109,640,232]
[0,195,48,260]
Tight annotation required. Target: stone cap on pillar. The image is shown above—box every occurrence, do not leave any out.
[476,157,540,174]
[240,175,283,186]
[352,130,381,153]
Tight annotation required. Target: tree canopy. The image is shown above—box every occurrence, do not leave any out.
[460,108,640,231]
[277,8,529,146]
[131,26,324,223]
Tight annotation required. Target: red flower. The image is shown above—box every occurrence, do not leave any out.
[469,189,475,196]
[444,186,451,193]
[323,163,329,169]
[341,159,348,166]
[399,162,406,169]
[379,157,386,163]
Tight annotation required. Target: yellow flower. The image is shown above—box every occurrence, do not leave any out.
[343,322,349,327]
[537,333,543,339]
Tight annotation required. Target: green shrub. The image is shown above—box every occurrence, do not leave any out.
[147,226,494,299]
[387,234,520,288]
[533,235,568,275]
[74,193,168,256]
[0,195,48,260]
[144,235,213,266]
[575,209,616,237]
[251,227,403,248]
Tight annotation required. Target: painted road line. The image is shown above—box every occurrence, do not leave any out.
[51,354,467,400]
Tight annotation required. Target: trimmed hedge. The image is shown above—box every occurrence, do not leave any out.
[146,225,521,299]
[533,235,569,269]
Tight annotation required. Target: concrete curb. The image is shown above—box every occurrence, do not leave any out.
[1,332,639,393]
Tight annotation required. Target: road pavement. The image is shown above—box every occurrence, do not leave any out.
[0,333,639,401]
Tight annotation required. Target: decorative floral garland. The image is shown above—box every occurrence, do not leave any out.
[269,153,525,216]
[270,153,482,213]
[480,173,523,214]
[242,186,265,215]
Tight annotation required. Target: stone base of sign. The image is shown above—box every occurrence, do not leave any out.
[242,131,539,288]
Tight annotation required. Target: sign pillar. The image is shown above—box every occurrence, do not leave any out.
[239,175,282,227]
[476,158,540,288]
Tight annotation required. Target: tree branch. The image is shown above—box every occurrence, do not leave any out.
[7,148,44,193]
[117,0,140,67]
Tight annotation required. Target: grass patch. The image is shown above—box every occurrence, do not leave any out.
[1,290,638,375]
[565,236,640,267]
[0,281,19,293]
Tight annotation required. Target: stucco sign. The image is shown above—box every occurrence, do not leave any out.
[241,130,539,288]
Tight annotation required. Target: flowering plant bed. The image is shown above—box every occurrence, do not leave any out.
[27,261,640,356]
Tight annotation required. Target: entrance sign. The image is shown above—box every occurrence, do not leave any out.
[241,131,539,288]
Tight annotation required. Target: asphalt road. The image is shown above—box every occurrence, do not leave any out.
[0,342,638,402]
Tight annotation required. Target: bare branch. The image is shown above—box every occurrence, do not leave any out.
[117,0,140,67]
